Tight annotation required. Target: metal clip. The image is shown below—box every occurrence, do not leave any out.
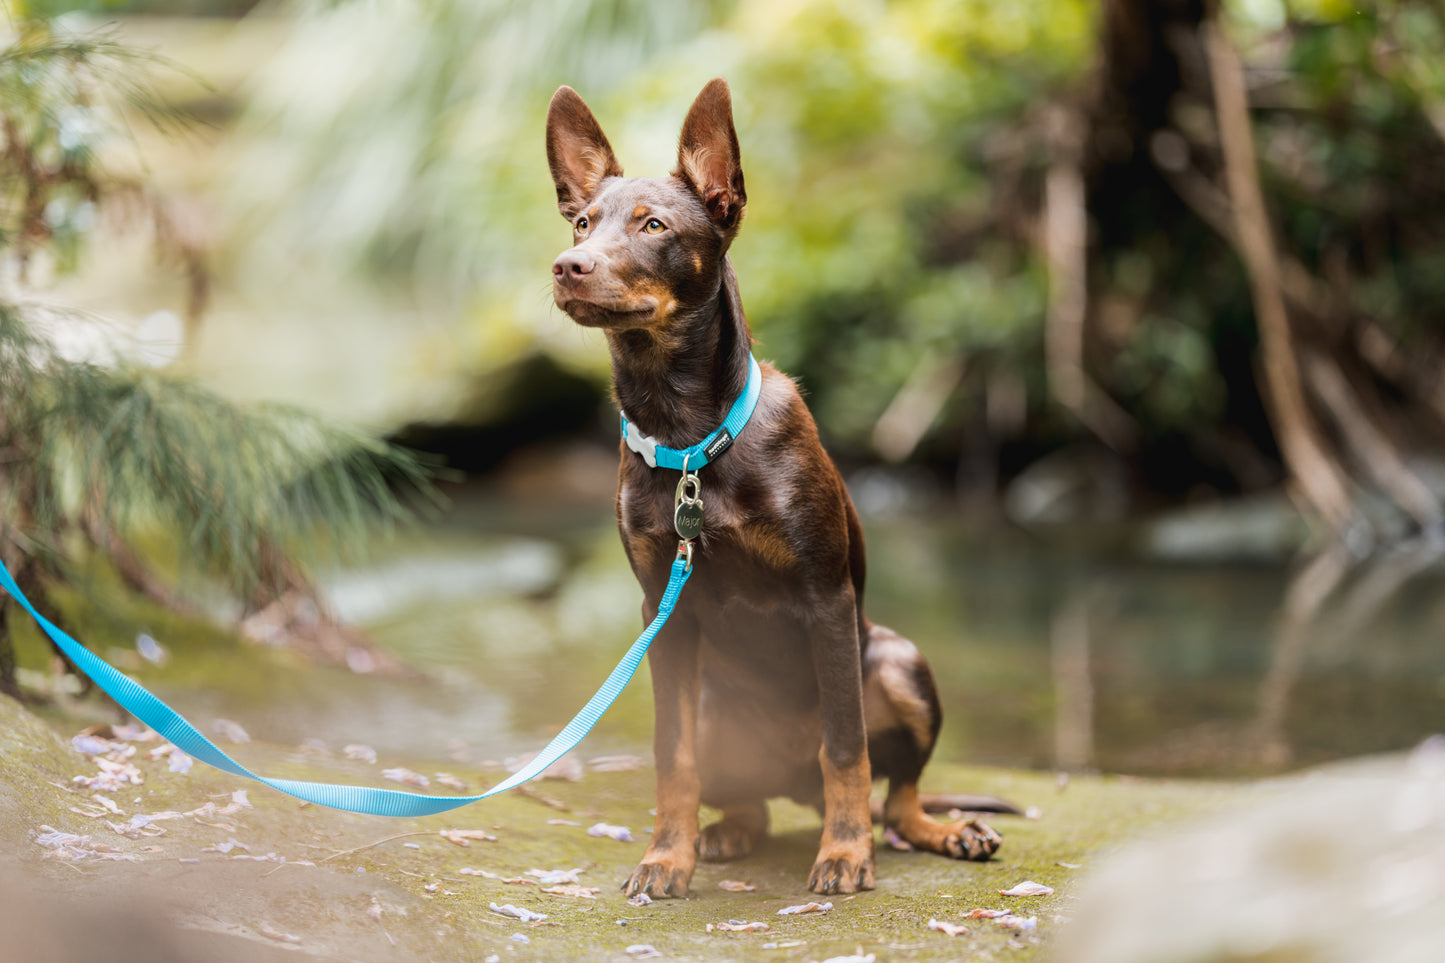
[674,470,703,508]
[676,538,694,572]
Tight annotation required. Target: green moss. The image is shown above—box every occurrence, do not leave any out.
[0,694,1238,963]
[0,696,88,843]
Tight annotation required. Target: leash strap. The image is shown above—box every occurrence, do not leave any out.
[0,552,692,817]
[621,354,762,470]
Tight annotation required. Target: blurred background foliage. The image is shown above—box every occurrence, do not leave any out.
[11,0,1445,536]
[0,9,436,691]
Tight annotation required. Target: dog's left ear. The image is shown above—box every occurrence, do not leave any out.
[674,78,746,231]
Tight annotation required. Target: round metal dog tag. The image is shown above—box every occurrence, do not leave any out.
[674,501,705,540]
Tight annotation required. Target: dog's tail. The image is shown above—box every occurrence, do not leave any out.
[870,793,1023,822]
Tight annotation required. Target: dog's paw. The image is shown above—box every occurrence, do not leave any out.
[697,819,758,863]
[938,817,1002,861]
[807,844,876,895]
[622,858,693,899]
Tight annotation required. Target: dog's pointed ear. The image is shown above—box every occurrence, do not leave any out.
[546,86,623,220]
[674,78,746,231]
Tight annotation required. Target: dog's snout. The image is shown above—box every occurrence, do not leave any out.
[553,250,595,282]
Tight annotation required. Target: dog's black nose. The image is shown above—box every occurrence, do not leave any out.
[553,250,595,282]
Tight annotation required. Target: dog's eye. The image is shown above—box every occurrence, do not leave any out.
[575,215,589,233]
[643,218,666,235]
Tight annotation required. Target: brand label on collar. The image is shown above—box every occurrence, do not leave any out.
[704,429,734,461]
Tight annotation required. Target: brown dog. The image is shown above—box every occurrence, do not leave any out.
[547,79,1003,898]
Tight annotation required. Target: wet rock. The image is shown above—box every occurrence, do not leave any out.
[1055,740,1445,963]
[1136,492,1308,562]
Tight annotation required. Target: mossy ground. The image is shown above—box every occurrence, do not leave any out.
[0,557,1246,960]
[0,683,1238,962]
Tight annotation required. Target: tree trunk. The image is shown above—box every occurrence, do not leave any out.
[1203,19,1357,535]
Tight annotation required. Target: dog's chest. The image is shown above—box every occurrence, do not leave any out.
[620,464,742,542]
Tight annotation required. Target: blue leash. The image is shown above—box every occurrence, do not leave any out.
[0,550,691,816]
[0,354,763,817]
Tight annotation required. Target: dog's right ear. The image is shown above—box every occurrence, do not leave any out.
[546,86,623,221]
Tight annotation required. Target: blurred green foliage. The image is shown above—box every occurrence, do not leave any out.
[211,0,1445,487]
[728,0,1092,446]
[220,0,1092,447]
[19,0,259,18]
[0,15,433,610]
[1270,3,1445,344]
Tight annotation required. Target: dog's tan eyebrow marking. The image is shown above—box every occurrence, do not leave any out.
[633,205,650,220]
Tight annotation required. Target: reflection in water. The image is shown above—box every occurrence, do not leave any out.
[141,499,1445,781]
[866,518,1445,778]
[1051,592,1093,772]
[1025,532,1445,778]
[1251,546,1352,770]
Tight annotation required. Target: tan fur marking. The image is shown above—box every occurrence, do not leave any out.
[579,146,616,195]
[863,630,934,750]
[820,749,871,822]
[812,746,875,893]
[692,253,703,272]
[741,527,797,570]
[629,535,672,580]
[678,146,715,191]
[627,280,679,323]
[877,661,933,749]
[633,205,649,220]
[884,784,1001,860]
[628,658,701,896]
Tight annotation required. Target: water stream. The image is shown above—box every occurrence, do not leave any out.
[120,488,1445,782]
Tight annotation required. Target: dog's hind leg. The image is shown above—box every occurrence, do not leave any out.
[697,801,769,862]
[863,623,1002,861]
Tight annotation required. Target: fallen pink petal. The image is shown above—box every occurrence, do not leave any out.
[541,884,601,898]
[587,822,634,842]
[489,902,548,923]
[1000,880,1054,897]
[382,767,429,788]
[777,901,832,915]
[343,744,378,764]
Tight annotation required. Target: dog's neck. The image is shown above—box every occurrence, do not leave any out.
[606,258,753,451]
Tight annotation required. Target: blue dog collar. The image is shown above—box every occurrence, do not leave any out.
[621,354,762,470]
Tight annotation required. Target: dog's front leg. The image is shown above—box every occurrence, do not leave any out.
[807,590,876,895]
[623,606,701,899]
